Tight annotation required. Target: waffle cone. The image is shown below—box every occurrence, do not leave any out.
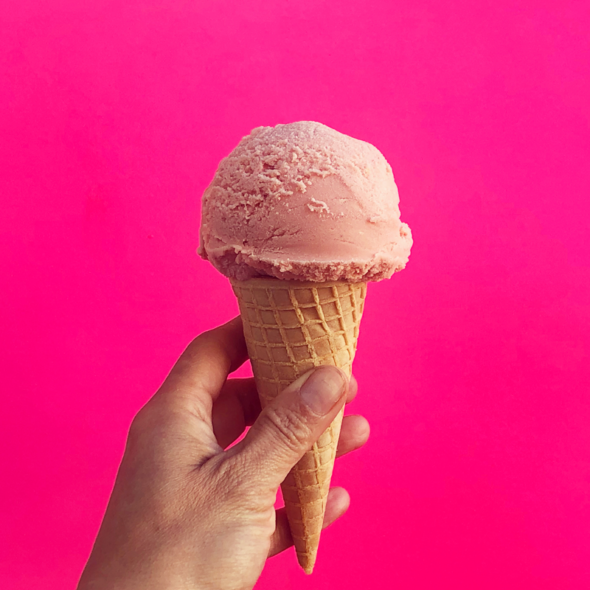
[231,277,366,574]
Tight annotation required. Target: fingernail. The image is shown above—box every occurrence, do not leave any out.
[300,366,347,415]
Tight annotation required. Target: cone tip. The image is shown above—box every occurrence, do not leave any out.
[298,552,317,575]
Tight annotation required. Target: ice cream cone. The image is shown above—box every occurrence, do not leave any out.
[231,277,367,574]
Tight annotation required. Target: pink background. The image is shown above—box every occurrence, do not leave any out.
[1,1,589,588]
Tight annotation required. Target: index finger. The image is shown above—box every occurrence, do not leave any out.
[155,316,249,417]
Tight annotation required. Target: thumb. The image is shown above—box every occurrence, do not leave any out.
[231,366,348,489]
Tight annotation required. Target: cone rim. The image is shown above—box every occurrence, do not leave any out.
[230,276,367,290]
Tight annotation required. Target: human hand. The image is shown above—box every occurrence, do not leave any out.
[78,317,370,590]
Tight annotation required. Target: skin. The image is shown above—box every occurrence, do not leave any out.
[78,317,370,590]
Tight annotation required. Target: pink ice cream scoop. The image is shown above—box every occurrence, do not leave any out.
[199,121,412,282]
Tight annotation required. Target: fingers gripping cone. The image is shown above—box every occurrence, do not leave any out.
[231,277,366,574]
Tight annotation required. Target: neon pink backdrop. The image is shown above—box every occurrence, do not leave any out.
[1,1,589,588]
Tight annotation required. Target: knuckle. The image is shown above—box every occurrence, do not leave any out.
[190,328,217,352]
[128,408,150,441]
[191,330,210,348]
[127,404,183,449]
[262,405,314,453]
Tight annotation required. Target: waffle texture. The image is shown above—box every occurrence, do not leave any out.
[231,277,366,573]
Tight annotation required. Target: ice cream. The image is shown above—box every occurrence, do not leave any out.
[198,121,412,574]
[199,121,412,282]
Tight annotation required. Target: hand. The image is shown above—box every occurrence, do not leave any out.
[78,317,370,590]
